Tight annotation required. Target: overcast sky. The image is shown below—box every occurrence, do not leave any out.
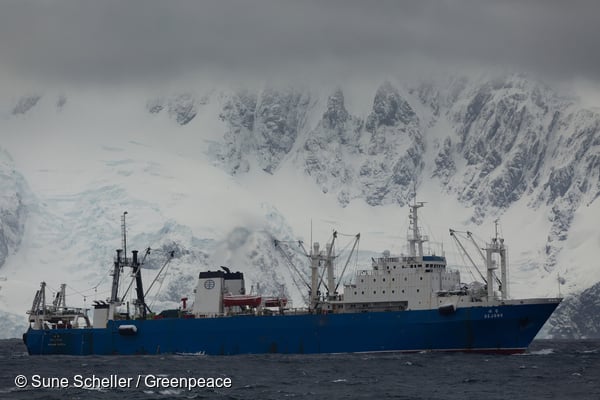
[1,0,599,90]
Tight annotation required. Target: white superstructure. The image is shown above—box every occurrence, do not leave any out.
[306,200,519,314]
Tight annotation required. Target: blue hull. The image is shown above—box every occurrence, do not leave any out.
[23,302,559,355]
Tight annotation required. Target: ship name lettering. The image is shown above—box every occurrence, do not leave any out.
[484,312,504,319]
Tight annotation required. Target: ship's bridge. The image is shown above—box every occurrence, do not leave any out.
[372,252,447,271]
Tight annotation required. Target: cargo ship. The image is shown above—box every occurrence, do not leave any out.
[22,202,561,355]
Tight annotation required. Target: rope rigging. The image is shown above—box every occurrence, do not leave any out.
[333,233,360,293]
[449,229,487,283]
[273,239,311,306]
[450,236,477,283]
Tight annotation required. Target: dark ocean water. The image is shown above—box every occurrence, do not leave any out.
[0,339,598,400]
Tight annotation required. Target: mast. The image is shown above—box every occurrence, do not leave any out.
[325,231,337,298]
[131,250,147,319]
[109,212,130,312]
[310,242,320,310]
[110,249,123,304]
[28,282,47,329]
[485,219,509,300]
[107,212,154,320]
[53,283,67,309]
[408,200,427,258]
[121,211,128,266]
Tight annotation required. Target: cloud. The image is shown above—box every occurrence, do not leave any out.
[0,0,599,88]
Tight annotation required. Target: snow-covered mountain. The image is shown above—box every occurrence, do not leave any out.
[0,149,28,269]
[0,73,598,338]
[542,280,600,339]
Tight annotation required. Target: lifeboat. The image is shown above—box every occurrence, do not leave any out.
[118,325,138,336]
[262,297,288,308]
[223,294,262,308]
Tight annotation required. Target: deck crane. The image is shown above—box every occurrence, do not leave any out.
[273,239,311,306]
[449,229,487,283]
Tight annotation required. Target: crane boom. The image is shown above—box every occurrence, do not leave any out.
[449,229,487,283]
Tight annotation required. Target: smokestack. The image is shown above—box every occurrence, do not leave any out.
[132,250,138,266]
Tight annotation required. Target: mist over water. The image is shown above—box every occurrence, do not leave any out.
[1,339,599,399]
